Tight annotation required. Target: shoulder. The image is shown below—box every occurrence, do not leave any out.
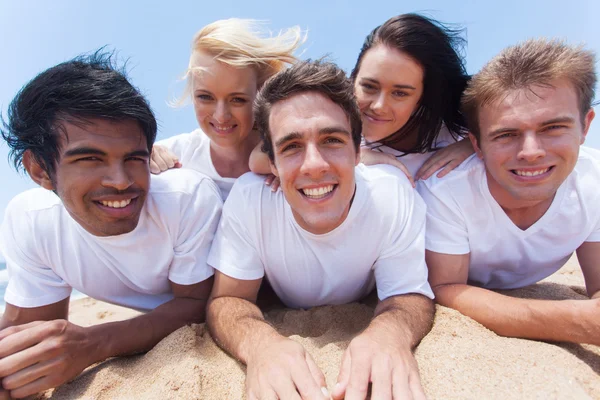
[226,172,273,205]
[420,153,483,191]
[149,168,222,206]
[155,129,208,148]
[4,188,63,220]
[576,146,600,173]
[356,163,412,189]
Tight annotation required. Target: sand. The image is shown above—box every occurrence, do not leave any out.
[35,255,599,399]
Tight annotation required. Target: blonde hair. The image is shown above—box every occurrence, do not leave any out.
[175,18,304,105]
[462,38,596,139]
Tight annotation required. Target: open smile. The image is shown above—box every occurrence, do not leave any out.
[210,123,237,134]
[510,166,554,181]
[93,196,140,218]
[298,184,338,201]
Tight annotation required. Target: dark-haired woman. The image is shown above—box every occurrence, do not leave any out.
[354,13,474,179]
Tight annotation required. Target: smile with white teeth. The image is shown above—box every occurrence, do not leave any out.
[213,125,235,132]
[302,185,334,199]
[100,199,132,208]
[513,167,551,177]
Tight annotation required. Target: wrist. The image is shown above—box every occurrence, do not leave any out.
[85,324,112,364]
[244,329,284,365]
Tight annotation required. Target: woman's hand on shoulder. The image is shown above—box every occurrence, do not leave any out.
[150,145,182,174]
[415,138,474,180]
[360,147,415,188]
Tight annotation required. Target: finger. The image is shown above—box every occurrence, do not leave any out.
[415,156,448,180]
[0,322,53,359]
[2,357,56,391]
[149,159,160,174]
[153,155,169,172]
[304,353,329,398]
[8,374,60,399]
[436,159,462,178]
[270,376,301,400]
[271,177,281,192]
[0,321,46,342]
[332,350,352,400]
[290,355,326,400]
[392,368,413,400]
[0,340,58,378]
[370,357,392,400]
[174,161,182,168]
[265,175,275,186]
[407,367,426,400]
[260,388,283,400]
[343,353,372,400]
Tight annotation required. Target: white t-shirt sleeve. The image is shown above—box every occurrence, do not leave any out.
[417,180,470,255]
[207,180,265,280]
[0,198,72,308]
[373,187,433,300]
[586,215,600,242]
[168,177,223,285]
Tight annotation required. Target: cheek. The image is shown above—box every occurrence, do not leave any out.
[193,102,211,119]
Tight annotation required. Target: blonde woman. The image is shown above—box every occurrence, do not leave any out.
[150,18,303,199]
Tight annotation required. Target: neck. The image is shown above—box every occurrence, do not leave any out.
[210,130,260,178]
[486,170,556,230]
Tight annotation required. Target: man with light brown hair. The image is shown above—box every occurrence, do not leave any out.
[417,39,600,344]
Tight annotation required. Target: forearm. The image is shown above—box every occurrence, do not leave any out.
[207,296,282,364]
[365,294,435,349]
[434,283,599,344]
[88,296,206,362]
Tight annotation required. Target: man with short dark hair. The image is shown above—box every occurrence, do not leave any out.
[207,60,434,400]
[0,51,222,398]
[420,39,600,344]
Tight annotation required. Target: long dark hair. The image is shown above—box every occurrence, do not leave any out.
[351,13,469,153]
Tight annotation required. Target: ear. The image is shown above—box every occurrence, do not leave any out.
[580,108,595,144]
[468,132,484,160]
[23,150,54,191]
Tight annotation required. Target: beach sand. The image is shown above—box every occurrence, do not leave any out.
[36,256,599,399]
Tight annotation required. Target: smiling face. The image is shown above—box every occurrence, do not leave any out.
[190,51,258,148]
[354,45,424,143]
[29,118,151,236]
[268,92,360,234]
[472,79,594,207]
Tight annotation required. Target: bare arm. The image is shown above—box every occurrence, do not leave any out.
[0,278,212,398]
[248,142,272,175]
[207,271,328,400]
[427,250,600,345]
[577,241,600,298]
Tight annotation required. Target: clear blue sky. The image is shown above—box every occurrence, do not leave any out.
[0,0,598,261]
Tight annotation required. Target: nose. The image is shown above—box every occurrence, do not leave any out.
[213,101,231,124]
[370,92,387,113]
[102,162,134,191]
[518,132,546,162]
[300,143,329,178]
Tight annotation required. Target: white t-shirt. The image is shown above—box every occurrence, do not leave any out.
[156,129,237,200]
[363,126,459,177]
[0,169,223,311]
[208,164,433,309]
[417,146,600,289]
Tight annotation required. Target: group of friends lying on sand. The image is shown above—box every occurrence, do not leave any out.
[0,13,598,400]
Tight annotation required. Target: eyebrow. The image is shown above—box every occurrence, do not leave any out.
[361,77,416,90]
[63,147,150,158]
[194,89,252,97]
[488,116,577,137]
[274,126,352,149]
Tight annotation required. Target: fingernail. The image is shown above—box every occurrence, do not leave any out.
[321,387,329,397]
